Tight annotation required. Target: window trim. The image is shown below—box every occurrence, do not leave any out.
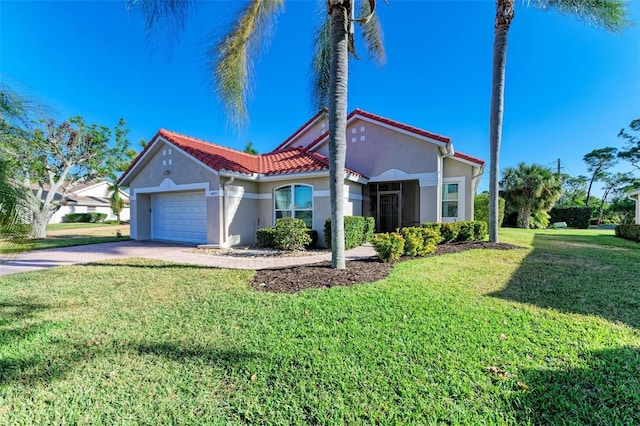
[441,177,465,222]
[273,184,314,228]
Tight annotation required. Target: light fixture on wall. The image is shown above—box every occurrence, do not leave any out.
[163,170,171,176]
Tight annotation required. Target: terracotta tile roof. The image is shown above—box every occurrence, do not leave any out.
[272,108,327,152]
[120,129,364,182]
[453,151,485,166]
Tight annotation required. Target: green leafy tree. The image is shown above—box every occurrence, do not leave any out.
[1,117,133,239]
[557,174,588,206]
[130,0,385,269]
[596,172,634,223]
[618,118,640,171]
[501,163,562,229]
[583,147,619,206]
[487,0,628,241]
[243,141,258,155]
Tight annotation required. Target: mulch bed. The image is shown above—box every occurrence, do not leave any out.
[250,241,523,294]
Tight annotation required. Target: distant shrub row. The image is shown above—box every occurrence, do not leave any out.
[549,207,592,229]
[64,213,107,223]
[372,221,488,262]
[615,224,640,242]
[324,216,375,249]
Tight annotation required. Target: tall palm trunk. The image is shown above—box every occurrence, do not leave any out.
[488,0,514,243]
[328,0,350,269]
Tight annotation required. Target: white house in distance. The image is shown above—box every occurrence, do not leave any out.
[627,188,640,225]
[119,109,485,246]
[48,180,130,223]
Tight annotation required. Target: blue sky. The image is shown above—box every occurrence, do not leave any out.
[2,0,639,194]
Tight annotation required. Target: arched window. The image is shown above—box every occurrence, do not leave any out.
[274,184,313,228]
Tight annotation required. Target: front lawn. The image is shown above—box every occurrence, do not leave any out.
[1,229,638,424]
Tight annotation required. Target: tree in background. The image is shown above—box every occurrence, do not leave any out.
[243,141,258,155]
[487,0,628,242]
[557,174,588,207]
[1,117,133,239]
[130,0,385,269]
[583,147,618,206]
[618,118,640,171]
[474,192,505,228]
[596,172,634,223]
[501,163,562,229]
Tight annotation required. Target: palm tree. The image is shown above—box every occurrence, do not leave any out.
[106,176,126,224]
[488,0,628,242]
[130,0,384,269]
[501,163,561,229]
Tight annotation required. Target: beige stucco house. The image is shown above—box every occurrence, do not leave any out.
[45,180,130,224]
[119,109,485,246]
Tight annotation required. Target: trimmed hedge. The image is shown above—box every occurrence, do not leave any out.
[371,232,405,262]
[256,226,318,249]
[549,207,592,229]
[615,224,640,242]
[324,216,375,249]
[64,213,107,223]
[400,227,442,256]
[474,193,505,227]
[421,221,487,243]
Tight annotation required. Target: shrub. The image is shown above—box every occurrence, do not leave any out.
[473,221,488,240]
[615,224,640,242]
[324,216,375,249]
[401,227,441,256]
[474,193,505,227]
[372,232,405,262]
[274,217,311,251]
[549,207,592,229]
[256,227,277,248]
[306,230,319,248]
[456,222,475,242]
[64,213,107,223]
[439,222,460,243]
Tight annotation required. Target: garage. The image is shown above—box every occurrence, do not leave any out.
[151,191,207,244]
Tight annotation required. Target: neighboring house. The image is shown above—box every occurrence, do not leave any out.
[119,109,485,246]
[46,181,130,223]
[628,188,640,224]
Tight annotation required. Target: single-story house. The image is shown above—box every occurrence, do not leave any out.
[47,180,130,223]
[627,188,640,224]
[119,109,485,246]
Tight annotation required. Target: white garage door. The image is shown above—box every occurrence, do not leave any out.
[152,191,207,244]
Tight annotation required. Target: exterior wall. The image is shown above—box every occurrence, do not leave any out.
[420,186,439,223]
[401,180,420,227]
[279,116,329,150]
[314,118,441,178]
[443,158,476,222]
[223,180,259,247]
[635,194,640,225]
[128,141,221,244]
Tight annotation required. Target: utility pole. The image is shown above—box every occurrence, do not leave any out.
[557,158,561,176]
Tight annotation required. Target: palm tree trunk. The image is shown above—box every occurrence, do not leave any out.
[328,0,349,269]
[488,0,514,243]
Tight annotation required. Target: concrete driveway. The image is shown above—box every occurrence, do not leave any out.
[0,240,376,276]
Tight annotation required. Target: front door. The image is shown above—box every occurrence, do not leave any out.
[378,191,401,232]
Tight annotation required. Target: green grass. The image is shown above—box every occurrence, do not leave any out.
[1,229,638,424]
[46,223,120,231]
[0,236,130,254]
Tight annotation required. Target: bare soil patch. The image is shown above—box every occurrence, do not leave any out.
[251,241,522,293]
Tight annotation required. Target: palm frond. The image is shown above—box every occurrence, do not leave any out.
[310,15,331,112]
[127,0,198,45]
[532,0,629,32]
[357,0,386,65]
[211,0,284,130]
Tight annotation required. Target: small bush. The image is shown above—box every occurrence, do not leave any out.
[473,221,488,240]
[439,223,460,243]
[549,207,592,229]
[372,233,405,263]
[615,224,640,242]
[306,230,319,248]
[456,222,475,242]
[274,217,312,251]
[256,227,277,248]
[324,216,375,249]
[64,213,107,223]
[401,227,441,256]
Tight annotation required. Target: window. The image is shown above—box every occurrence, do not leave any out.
[274,184,313,228]
[87,206,96,212]
[442,183,459,218]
